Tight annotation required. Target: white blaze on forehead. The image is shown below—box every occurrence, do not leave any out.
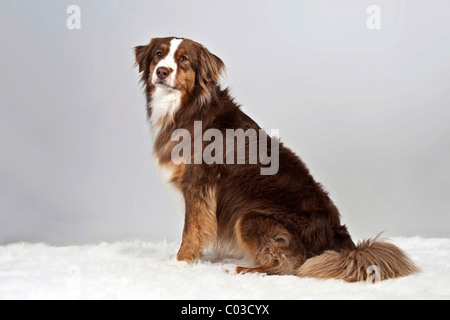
[149,38,184,137]
[152,38,183,87]
[162,38,183,69]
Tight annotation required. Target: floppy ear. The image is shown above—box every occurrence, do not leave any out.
[134,44,150,84]
[134,38,158,84]
[196,46,225,88]
[134,45,149,73]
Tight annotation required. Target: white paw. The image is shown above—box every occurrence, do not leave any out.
[169,257,192,268]
[225,266,238,275]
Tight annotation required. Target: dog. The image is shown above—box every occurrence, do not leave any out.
[135,37,418,281]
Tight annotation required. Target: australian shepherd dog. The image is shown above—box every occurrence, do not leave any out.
[134,37,418,281]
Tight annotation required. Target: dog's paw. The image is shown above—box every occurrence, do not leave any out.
[176,248,199,264]
[169,256,192,268]
[224,266,238,275]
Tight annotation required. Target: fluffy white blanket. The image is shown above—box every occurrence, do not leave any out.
[0,237,449,300]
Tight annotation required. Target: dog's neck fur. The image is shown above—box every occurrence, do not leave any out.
[148,86,182,138]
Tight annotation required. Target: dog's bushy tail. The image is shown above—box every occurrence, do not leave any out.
[297,237,419,282]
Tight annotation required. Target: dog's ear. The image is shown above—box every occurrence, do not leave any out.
[134,38,158,84]
[134,45,149,73]
[196,45,225,88]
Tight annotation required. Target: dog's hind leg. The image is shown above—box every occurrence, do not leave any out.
[233,214,304,275]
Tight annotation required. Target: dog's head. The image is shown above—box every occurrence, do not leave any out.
[135,37,225,105]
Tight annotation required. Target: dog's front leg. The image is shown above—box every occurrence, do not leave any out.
[176,186,217,263]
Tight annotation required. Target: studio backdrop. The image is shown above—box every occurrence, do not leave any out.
[1,0,450,245]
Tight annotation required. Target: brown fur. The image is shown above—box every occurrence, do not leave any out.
[135,37,419,282]
[298,237,419,282]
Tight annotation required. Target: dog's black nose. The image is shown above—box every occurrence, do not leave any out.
[156,67,170,80]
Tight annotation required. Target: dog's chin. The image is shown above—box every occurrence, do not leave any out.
[154,80,177,90]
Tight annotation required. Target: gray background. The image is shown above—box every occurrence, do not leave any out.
[1,0,449,245]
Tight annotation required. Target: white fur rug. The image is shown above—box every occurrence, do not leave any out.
[0,237,449,300]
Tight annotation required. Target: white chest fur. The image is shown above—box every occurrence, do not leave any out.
[149,86,182,137]
[149,85,182,186]
[149,86,184,212]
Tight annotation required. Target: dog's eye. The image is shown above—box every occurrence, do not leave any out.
[156,51,163,58]
[180,56,188,62]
